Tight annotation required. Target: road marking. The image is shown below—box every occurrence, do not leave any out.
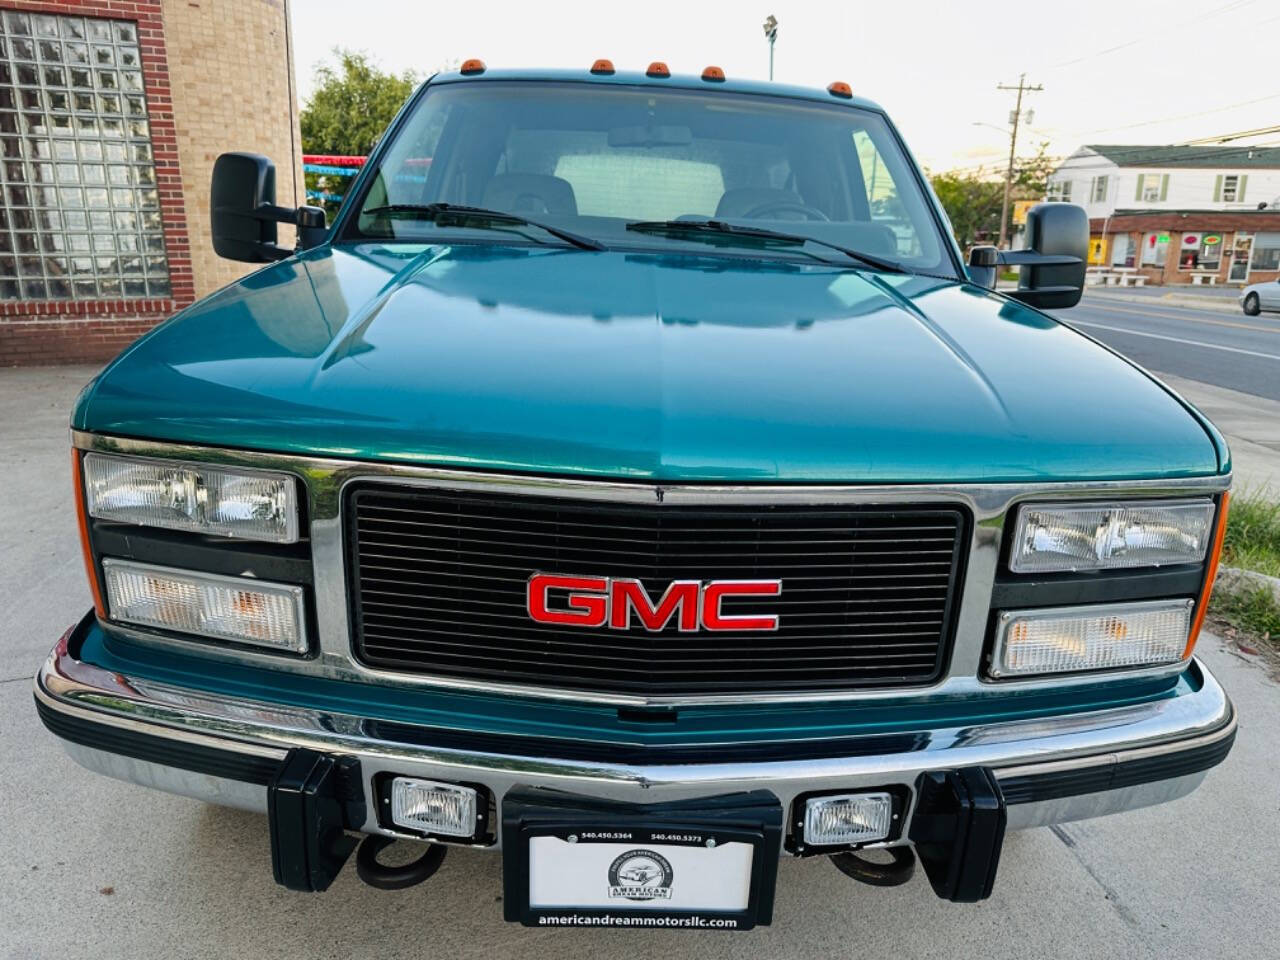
[1078,300,1280,335]
[1072,321,1280,362]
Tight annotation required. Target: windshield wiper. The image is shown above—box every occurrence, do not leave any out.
[361,202,606,251]
[625,218,905,273]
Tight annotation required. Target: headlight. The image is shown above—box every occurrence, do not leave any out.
[84,452,299,543]
[1009,499,1215,573]
[102,559,307,653]
[991,599,1193,677]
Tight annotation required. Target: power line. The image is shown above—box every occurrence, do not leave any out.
[1043,0,1259,70]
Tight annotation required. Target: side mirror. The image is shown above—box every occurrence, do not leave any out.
[211,152,328,263]
[1007,203,1088,309]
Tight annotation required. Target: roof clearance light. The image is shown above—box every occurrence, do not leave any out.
[701,65,726,82]
[828,81,853,98]
[459,59,486,75]
[590,59,615,75]
[646,61,671,78]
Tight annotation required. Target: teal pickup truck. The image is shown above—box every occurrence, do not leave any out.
[36,63,1235,929]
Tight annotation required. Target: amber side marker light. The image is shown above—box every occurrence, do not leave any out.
[646,61,670,78]
[828,81,853,98]
[459,59,486,75]
[590,59,615,75]
[1186,491,1230,659]
[72,449,106,618]
[701,65,726,82]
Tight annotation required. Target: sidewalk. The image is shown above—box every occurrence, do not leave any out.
[1080,285,1243,314]
[1165,374,1280,498]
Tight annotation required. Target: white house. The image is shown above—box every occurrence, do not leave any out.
[1046,144,1280,220]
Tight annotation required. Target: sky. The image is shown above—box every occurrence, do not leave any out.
[289,0,1279,174]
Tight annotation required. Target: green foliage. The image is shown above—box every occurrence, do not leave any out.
[300,50,417,219]
[928,142,1057,252]
[300,49,417,156]
[928,170,1004,251]
[1221,493,1280,578]
[1211,586,1280,641]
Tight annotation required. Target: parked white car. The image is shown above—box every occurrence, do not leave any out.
[1240,279,1280,315]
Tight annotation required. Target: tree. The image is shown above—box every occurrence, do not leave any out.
[300,50,417,218]
[300,50,417,156]
[929,169,1005,251]
[929,143,1060,252]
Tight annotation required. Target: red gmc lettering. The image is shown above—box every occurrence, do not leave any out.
[527,575,781,632]
[609,579,700,631]
[526,574,609,627]
[701,580,782,631]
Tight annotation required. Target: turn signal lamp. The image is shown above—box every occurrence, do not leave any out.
[102,559,306,653]
[73,450,106,618]
[390,778,478,838]
[590,59,615,75]
[827,81,853,98]
[646,61,670,78]
[701,65,725,82]
[804,793,894,846]
[992,599,1193,678]
[1187,492,1229,659]
[459,59,486,75]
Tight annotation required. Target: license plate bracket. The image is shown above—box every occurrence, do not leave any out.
[502,789,783,930]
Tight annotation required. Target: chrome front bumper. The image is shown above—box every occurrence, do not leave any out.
[35,624,1236,851]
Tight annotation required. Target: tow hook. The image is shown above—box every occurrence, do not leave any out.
[830,846,916,886]
[355,835,448,890]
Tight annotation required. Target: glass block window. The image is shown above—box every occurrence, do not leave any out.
[0,9,169,301]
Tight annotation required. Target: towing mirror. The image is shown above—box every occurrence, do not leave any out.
[967,203,1088,310]
[211,152,327,263]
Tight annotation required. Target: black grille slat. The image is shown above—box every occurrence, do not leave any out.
[347,486,967,695]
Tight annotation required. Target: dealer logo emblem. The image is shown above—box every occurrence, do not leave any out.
[607,849,674,901]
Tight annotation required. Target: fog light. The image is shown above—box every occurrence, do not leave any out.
[804,792,893,846]
[992,599,1194,677]
[390,778,478,838]
[102,558,306,653]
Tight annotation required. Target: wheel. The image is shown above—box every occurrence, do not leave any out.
[1243,293,1261,316]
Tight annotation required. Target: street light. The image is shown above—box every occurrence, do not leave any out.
[763,15,778,81]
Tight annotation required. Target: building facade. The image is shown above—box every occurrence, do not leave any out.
[0,0,301,366]
[1047,145,1280,286]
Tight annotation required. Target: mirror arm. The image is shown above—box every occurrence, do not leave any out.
[996,251,1083,268]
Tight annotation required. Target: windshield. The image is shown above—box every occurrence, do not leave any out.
[344,80,957,276]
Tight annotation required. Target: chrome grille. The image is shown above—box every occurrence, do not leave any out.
[346,485,967,696]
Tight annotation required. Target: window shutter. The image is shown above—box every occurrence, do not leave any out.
[1135,174,1144,201]
[1238,175,1248,202]
[1159,174,1169,201]
[1090,176,1097,201]
[1213,174,1223,202]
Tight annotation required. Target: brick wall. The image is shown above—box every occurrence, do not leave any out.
[0,0,302,366]
[163,0,302,298]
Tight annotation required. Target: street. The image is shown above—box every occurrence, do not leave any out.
[1052,289,1280,402]
[2,362,1278,959]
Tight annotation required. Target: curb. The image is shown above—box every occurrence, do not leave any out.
[1216,565,1280,605]
[1081,291,1242,314]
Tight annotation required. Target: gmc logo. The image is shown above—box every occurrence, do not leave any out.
[527,574,782,632]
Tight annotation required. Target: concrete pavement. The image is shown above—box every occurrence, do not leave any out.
[2,365,1277,959]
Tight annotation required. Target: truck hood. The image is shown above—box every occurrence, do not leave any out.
[76,243,1221,482]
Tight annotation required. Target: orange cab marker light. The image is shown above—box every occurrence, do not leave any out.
[591,59,615,75]
[646,61,670,78]
[73,449,106,618]
[459,59,486,75]
[701,65,726,82]
[1186,491,1230,659]
[828,81,853,99]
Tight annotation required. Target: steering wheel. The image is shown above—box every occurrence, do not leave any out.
[740,200,830,221]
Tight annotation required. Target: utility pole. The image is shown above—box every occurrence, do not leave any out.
[763,15,778,81]
[996,74,1042,249]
